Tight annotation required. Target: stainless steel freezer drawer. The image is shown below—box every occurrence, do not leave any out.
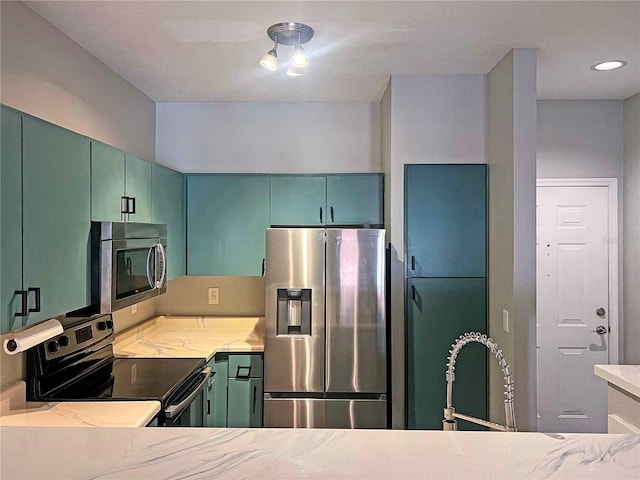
[263,396,387,429]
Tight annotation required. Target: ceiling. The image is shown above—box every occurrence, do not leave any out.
[26,1,640,103]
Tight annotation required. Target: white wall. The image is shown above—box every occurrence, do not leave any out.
[538,101,623,179]
[156,103,380,173]
[384,74,486,428]
[0,1,155,160]
[623,93,640,364]
[537,100,625,362]
[487,49,538,431]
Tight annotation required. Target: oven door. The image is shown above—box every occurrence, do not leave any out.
[162,367,211,427]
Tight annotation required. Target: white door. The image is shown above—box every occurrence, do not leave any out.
[537,185,610,433]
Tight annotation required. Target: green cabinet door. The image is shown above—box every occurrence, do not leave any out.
[125,154,152,222]
[1,107,23,333]
[270,175,326,226]
[227,377,263,428]
[152,164,185,279]
[187,175,270,276]
[210,356,229,427]
[326,174,383,226]
[91,141,125,222]
[406,277,487,430]
[22,117,91,324]
[405,164,486,278]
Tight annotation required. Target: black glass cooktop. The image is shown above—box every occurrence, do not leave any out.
[50,357,205,403]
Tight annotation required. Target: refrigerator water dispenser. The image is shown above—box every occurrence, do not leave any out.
[277,289,312,335]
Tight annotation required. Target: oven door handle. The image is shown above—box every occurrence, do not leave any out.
[164,367,211,419]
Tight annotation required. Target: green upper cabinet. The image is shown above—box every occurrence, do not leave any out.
[91,141,125,222]
[406,277,487,430]
[1,107,23,333]
[326,174,383,226]
[125,154,152,223]
[271,174,384,227]
[90,144,152,223]
[270,175,326,226]
[405,164,487,278]
[22,116,91,325]
[152,163,185,279]
[187,175,270,276]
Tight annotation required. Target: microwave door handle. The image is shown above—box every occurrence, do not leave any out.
[164,367,211,419]
[145,246,155,289]
[156,243,167,288]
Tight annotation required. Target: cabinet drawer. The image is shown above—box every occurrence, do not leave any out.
[228,354,263,378]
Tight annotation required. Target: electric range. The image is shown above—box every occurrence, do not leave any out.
[27,313,209,426]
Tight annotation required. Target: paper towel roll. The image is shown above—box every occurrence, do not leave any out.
[3,319,63,355]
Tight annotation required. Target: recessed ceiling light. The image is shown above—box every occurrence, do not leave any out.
[590,60,628,71]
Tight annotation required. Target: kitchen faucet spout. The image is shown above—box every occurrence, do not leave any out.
[442,332,517,432]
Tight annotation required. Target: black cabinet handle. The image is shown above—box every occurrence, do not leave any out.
[128,196,136,214]
[207,399,211,415]
[330,206,335,223]
[411,285,416,302]
[319,207,323,223]
[236,365,251,378]
[15,290,28,317]
[252,385,257,413]
[121,196,129,214]
[411,255,416,271]
[261,258,266,276]
[28,287,41,313]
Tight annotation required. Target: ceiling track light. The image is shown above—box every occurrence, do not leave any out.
[260,22,314,75]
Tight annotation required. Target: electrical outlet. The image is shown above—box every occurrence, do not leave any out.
[503,309,509,333]
[131,304,138,314]
[208,287,219,305]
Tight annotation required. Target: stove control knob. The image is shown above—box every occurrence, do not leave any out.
[105,320,114,330]
[47,341,59,353]
[58,335,70,347]
[97,321,108,331]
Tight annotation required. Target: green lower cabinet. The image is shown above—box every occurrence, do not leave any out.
[227,377,263,428]
[208,356,229,427]
[406,277,487,430]
[207,353,263,428]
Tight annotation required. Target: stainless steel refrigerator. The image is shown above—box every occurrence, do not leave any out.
[264,228,387,429]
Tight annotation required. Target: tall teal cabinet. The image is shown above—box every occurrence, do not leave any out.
[187,175,270,276]
[405,164,487,430]
[1,108,91,332]
[152,164,185,279]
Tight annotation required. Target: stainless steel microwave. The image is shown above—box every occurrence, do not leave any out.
[91,222,167,313]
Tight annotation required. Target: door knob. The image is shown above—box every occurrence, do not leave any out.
[592,325,607,335]
[596,307,606,317]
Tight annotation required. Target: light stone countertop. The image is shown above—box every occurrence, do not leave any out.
[595,365,640,398]
[0,381,160,427]
[1,426,639,479]
[113,315,264,361]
